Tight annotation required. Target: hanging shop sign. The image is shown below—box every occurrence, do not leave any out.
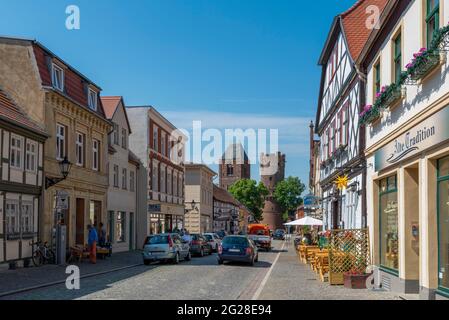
[334,175,349,190]
[375,105,449,171]
[148,204,162,213]
[303,194,320,209]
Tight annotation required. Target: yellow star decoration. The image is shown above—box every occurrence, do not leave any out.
[335,175,349,190]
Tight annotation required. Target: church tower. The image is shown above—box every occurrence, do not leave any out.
[219,143,251,190]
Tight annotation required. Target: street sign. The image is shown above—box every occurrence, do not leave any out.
[55,191,69,210]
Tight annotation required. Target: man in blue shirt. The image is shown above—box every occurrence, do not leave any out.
[87,225,98,264]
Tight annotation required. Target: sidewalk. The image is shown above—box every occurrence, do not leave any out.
[258,242,402,300]
[0,251,142,297]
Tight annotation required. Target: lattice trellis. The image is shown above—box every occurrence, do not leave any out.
[328,229,370,285]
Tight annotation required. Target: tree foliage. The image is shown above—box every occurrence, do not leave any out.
[228,179,269,222]
[273,176,305,221]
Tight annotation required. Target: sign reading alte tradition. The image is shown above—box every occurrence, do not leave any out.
[375,105,449,171]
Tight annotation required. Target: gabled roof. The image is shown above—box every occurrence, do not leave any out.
[101,96,132,133]
[341,0,389,61]
[0,87,47,137]
[213,184,241,206]
[318,0,389,65]
[316,0,388,131]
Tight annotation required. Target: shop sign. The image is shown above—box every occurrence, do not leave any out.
[375,106,449,171]
[148,204,161,213]
[303,194,320,209]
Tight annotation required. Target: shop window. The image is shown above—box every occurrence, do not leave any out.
[438,156,449,291]
[116,212,126,243]
[379,175,399,272]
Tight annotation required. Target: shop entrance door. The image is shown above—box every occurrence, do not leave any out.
[75,198,85,245]
[129,212,134,251]
[404,166,420,293]
[332,199,339,230]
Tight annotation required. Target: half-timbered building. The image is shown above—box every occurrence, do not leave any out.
[316,0,388,230]
[0,87,47,266]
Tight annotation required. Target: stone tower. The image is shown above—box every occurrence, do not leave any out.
[219,143,251,191]
[260,152,286,231]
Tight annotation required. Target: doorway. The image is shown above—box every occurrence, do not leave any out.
[89,201,101,228]
[76,198,85,245]
[332,199,339,230]
[129,212,134,251]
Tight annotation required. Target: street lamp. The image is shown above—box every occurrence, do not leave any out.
[45,157,72,189]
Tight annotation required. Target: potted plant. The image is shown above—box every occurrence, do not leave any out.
[343,269,372,289]
[406,48,441,81]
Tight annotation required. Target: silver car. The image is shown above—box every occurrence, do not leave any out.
[143,233,191,265]
[203,233,222,252]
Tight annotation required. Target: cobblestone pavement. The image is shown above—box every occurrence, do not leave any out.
[0,241,401,300]
[0,250,142,297]
[257,242,401,300]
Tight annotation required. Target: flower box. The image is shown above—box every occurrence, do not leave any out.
[408,52,441,82]
[382,86,405,109]
[343,272,372,289]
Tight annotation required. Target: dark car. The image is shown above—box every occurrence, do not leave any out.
[248,234,272,251]
[190,234,213,257]
[272,229,286,240]
[217,236,258,266]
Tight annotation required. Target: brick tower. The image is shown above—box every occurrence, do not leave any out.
[260,152,286,231]
[219,143,251,191]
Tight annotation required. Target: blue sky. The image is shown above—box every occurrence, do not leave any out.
[0,0,353,187]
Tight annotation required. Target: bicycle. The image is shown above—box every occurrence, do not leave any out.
[30,240,55,266]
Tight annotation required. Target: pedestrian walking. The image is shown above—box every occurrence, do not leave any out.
[87,224,98,264]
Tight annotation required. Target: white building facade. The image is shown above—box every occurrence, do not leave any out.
[184,164,216,233]
[316,1,383,231]
[102,97,139,253]
[359,0,449,300]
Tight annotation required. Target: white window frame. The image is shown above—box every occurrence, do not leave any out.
[56,124,66,161]
[152,162,159,192]
[122,168,127,190]
[10,134,23,170]
[5,201,20,235]
[88,88,98,111]
[160,166,166,194]
[342,106,349,146]
[130,171,135,192]
[113,165,119,187]
[92,139,100,171]
[25,140,37,173]
[51,63,64,92]
[167,170,172,196]
[21,202,34,235]
[76,132,84,167]
[121,128,127,149]
[161,132,166,156]
[113,123,119,145]
[153,126,158,152]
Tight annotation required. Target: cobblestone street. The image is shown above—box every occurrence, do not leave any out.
[0,241,401,300]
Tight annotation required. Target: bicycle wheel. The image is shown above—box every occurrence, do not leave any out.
[46,249,56,265]
[32,251,43,267]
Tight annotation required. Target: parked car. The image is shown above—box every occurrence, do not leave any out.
[217,236,258,266]
[248,234,272,251]
[190,234,213,257]
[272,229,286,240]
[216,230,227,239]
[142,233,191,265]
[203,233,222,252]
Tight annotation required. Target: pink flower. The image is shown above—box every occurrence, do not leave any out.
[420,48,427,53]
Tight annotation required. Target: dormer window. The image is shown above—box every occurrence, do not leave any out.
[51,64,64,92]
[88,88,97,111]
